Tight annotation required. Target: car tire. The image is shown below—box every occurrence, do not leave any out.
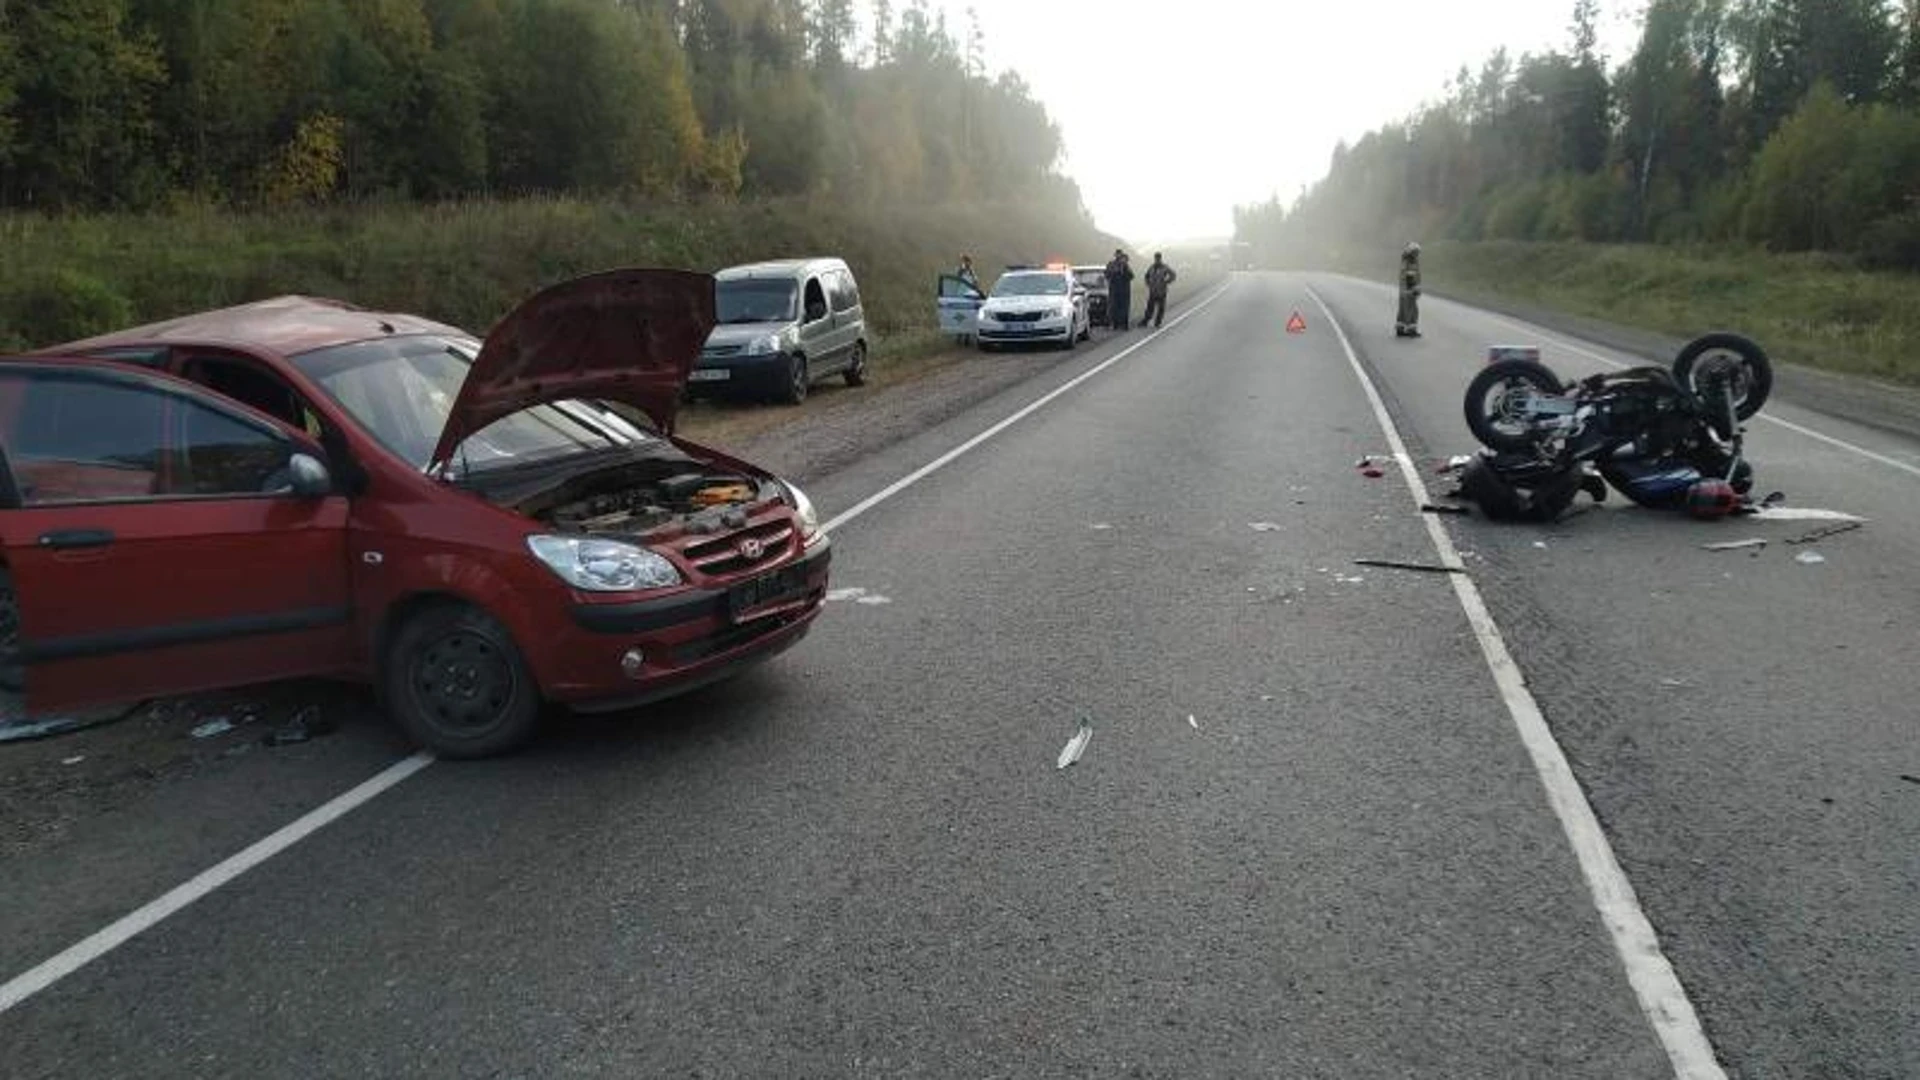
[782,355,809,405]
[382,603,542,759]
[843,342,868,387]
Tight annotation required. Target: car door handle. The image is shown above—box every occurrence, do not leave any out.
[38,528,115,550]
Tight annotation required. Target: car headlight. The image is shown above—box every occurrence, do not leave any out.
[1058,302,1075,318]
[747,334,781,356]
[526,535,682,592]
[781,481,827,547]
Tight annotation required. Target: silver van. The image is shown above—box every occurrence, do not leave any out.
[690,258,870,405]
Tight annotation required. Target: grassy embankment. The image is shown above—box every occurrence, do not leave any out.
[1319,241,1920,386]
[0,194,1122,370]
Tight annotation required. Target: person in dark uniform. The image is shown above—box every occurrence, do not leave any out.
[1140,252,1177,328]
[1105,250,1135,330]
[1395,242,1422,338]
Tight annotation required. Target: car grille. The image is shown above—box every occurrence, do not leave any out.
[679,518,797,579]
[996,311,1044,323]
[671,608,808,665]
[703,344,744,358]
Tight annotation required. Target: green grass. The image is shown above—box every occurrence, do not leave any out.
[0,195,1122,374]
[1337,241,1920,386]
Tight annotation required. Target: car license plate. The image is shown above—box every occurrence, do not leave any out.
[727,564,809,620]
[690,368,730,382]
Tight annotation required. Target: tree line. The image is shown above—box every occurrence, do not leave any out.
[0,0,1083,215]
[1239,0,1920,270]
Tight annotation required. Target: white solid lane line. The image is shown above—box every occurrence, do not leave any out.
[1306,286,1729,1080]
[1331,272,1920,481]
[0,752,437,1016]
[1,280,1239,1020]
[823,280,1235,534]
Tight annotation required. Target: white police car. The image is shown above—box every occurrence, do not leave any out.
[975,265,1091,352]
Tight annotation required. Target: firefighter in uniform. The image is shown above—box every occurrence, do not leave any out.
[1395,242,1422,338]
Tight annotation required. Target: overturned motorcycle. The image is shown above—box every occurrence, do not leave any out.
[1447,333,1775,522]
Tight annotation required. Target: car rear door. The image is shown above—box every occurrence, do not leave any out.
[0,363,353,714]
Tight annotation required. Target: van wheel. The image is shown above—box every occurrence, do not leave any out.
[843,342,868,387]
[383,603,541,759]
[783,355,809,405]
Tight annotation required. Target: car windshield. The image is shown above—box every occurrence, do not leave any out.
[290,334,654,475]
[716,278,798,324]
[993,273,1069,297]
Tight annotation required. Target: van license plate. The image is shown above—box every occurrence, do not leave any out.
[727,565,809,620]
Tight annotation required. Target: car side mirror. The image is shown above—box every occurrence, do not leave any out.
[288,452,333,497]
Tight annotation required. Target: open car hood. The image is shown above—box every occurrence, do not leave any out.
[429,268,716,470]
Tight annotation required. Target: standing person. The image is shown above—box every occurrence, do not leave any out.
[1395,242,1422,338]
[1105,249,1135,331]
[956,254,980,292]
[1140,252,1177,328]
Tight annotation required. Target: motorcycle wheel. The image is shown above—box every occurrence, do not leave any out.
[1464,359,1564,452]
[1672,332,1773,423]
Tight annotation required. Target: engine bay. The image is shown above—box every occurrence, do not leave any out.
[542,470,769,537]
[472,449,779,541]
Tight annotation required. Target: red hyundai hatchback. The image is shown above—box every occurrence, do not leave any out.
[0,268,832,757]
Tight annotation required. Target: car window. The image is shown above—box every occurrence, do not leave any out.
[716,278,797,324]
[938,275,982,299]
[0,370,292,504]
[991,273,1069,297]
[291,335,654,474]
[79,346,170,368]
[829,270,860,314]
[803,279,830,322]
[172,397,295,496]
[0,372,166,504]
[182,355,325,438]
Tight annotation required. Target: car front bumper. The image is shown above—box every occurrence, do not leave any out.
[978,317,1075,343]
[687,351,793,395]
[536,542,833,710]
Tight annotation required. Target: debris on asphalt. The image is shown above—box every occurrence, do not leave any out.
[1749,507,1866,524]
[824,587,867,603]
[1899,774,1919,786]
[0,698,138,743]
[1187,714,1199,731]
[1261,695,1275,703]
[1795,551,1828,566]
[1437,455,1475,475]
[262,706,337,747]
[1421,503,1470,515]
[1334,573,1366,585]
[1532,541,1549,550]
[1785,521,1865,546]
[1703,538,1767,552]
[1659,678,1690,689]
[1056,719,1092,770]
[1089,522,1115,531]
[190,717,235,740]
[1353,558,1465,575]
[61,755,85,766]
[1247,522,1283,532]
[854,594,892,606]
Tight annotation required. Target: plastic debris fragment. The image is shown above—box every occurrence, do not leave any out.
[1795,551,1827,565]
[1056,720,1092,770]
[1354,558,1464,574]
[1703,538,1767,552]
[191,718,234,739]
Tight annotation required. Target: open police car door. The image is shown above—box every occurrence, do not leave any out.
[936,275,985,341]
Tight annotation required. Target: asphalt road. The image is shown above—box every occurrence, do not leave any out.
[3,273,1915,1078]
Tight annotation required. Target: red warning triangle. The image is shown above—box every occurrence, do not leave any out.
[1286,311,1308,334]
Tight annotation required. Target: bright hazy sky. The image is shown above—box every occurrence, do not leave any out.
[930,1,1643,245]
